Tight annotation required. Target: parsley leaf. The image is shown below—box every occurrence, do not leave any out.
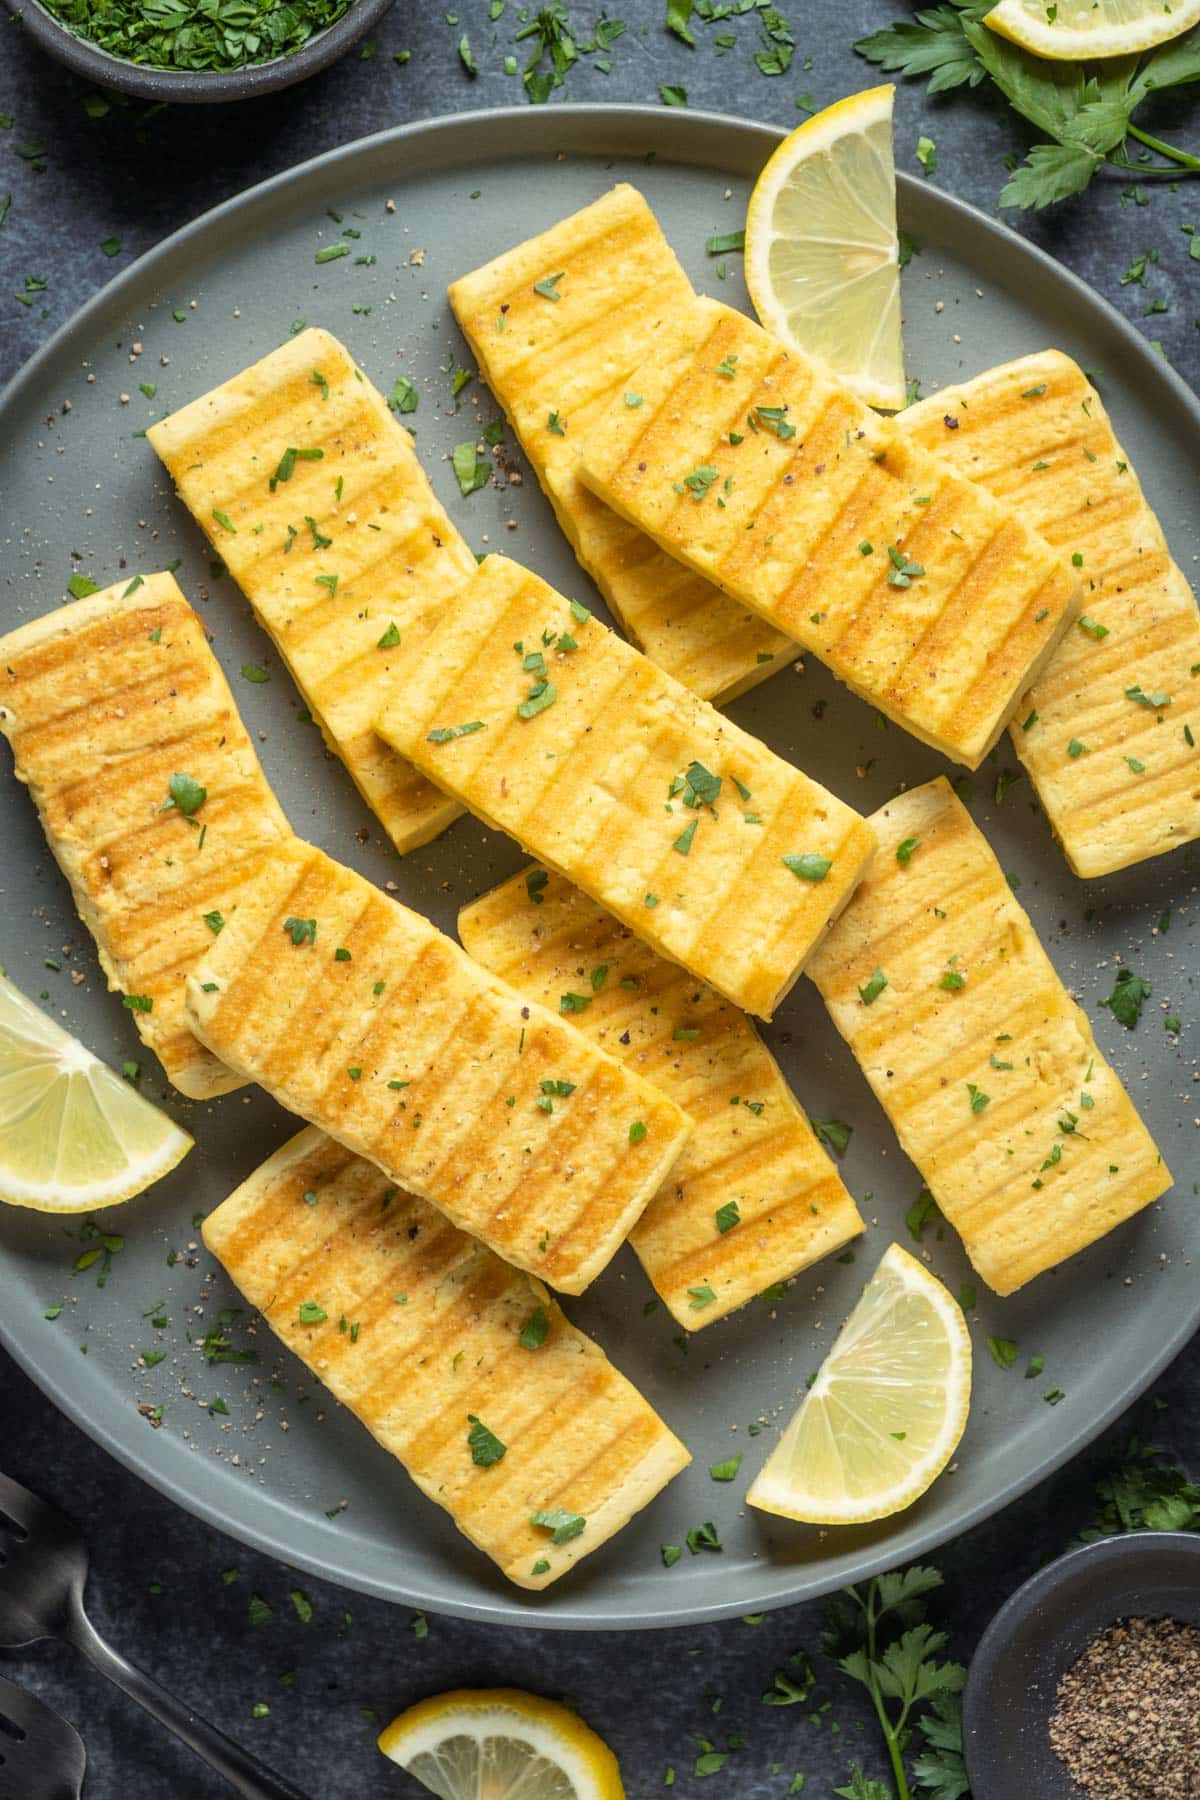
[530,1505,585,1544]
[466,1414,506,1467]
[854,6,985,95]
[519,1306,549,1350]
[813,1118,852,1155]
[1100,967,1151,1028]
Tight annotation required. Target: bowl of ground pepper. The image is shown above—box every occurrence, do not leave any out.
[962,1531,1200,1799]
[5,0,395,103]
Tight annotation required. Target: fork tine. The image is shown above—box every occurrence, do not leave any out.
[0,1674,86,1800]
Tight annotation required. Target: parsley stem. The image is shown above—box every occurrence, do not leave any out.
[1125,124,1200,169]
[1119,126,1200,173]
[859,1584,915,1800]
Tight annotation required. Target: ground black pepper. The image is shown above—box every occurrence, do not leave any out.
[1048,1615,1200,1798]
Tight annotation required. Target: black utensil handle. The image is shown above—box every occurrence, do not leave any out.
[67,1607,310,1800]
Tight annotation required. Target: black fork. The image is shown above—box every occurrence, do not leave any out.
[0,1672,86,1800]
[0,1470,309,1799]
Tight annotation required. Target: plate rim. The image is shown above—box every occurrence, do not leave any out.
[2,101,1198,1632]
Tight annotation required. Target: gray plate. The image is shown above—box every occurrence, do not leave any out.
[0,105,1197,1632]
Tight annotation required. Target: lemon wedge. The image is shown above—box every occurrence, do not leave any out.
[745,84,905,411]
[985,0,1200,60]
[747,1242,971,1525]
[378,1689,625,1800]
[0,973,192,1212]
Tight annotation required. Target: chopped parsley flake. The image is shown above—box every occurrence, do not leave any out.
[858,968,887,1006]
[782,852,831,882]
[466,1415,507,1467]
[530,1506,586,1543]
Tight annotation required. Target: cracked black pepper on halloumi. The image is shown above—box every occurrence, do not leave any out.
[0,573,292,1098]
[148,328,473,854]
[374,553,876,1020]
[184,838,691,1294]
[204,1128,690,1590]
[448,183,794,701]
[903,350,1200,877]
[577,296,1081,768]
[805,778,1171,1295]
[459,867,863,1327]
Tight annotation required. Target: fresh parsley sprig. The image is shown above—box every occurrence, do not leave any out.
[856,4,1200,208]
[822,1565,968,1800]
[1082,1436,1200,1537]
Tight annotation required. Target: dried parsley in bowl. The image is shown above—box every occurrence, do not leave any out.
[33,0,356,71]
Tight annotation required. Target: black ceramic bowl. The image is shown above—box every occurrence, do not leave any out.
[4,0,395,102]
[962,1531,1200,1799]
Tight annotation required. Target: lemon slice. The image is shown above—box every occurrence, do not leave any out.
[745,84,905,411]
[378,1689,625,1800]
[0,973,192,1212]
[747,1242,971,1525]
[985,0,1200,60]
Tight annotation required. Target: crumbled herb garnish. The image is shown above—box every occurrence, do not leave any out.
[1101,968,1151,1028]
[519,1306,549,1350]
[686,1521,722,1553]
[859,968,888,1006]
[748,403,796,441]
[715,1201,740,1234]
[517,678,557,720]
[783,852,832,883]
[813,1119,852,1155]
[427,720,486,743]
[162,771,206,818]
[452,440,490,496]
[466,1414,507,1467]
[530,1506,586,1544]
[1126,684,1171,709]
[388,374,418,414]
[887,545,925,588]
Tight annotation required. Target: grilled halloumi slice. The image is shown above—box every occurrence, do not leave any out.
[578,297,1080,769]
[184,838,690,1293]
[0,574,292,1098]
[459,867,863,1327]
[374,553,875,1020]
[204,1128,689,1589]
[805,778,1170,1295]
[448,184,793,702]
[903,351,1200,877]
[148,328,474,854]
